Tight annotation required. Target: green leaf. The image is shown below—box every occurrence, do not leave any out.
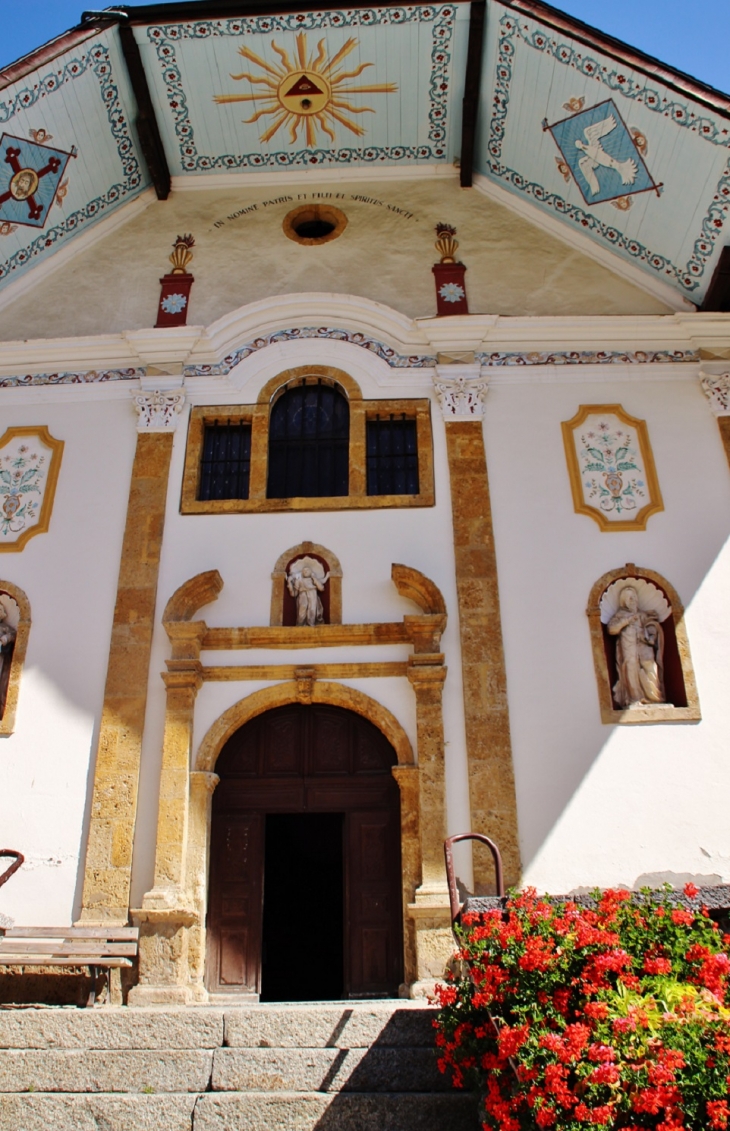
[583,462,605,472]
[617,462,638,472]
[586,447,606,461]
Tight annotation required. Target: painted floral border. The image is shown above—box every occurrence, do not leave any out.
[0,368,145,389]
[0,42,145,289]
[0,335,698,387]
[181,327,699,374]
[145,6,455,171]
[486,12,730,295]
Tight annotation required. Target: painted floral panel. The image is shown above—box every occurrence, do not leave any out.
[562,406,662,531]
[0,427,64,550]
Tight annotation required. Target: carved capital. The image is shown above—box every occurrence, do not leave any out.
[433,364,489,420]
[407,655,447,703]
[163,660,204,695]
[700,371,730,417]
[189,770,220,796]
[134,389,186,432]
[295,666,316,704]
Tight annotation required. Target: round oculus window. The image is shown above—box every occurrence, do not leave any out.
[282,204,347,246]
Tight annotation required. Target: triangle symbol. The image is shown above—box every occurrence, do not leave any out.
[285,74,324,97]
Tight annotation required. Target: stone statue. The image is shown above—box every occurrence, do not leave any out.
[0,608,16,701]
[607,585,665,708]
[287,565,330,627]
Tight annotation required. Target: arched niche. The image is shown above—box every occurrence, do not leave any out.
[586,564,700,725]
[0,581,30,736]
[270,542,343,626]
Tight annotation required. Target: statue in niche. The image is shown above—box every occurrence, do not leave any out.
[287,561,330,627]
[607,585,665,707]
[0,604,16,717]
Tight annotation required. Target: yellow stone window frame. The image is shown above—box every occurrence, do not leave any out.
[180,365,435,514]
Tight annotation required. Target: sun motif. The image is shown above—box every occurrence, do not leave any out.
[213,32,397,148]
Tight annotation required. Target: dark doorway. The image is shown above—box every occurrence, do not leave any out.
[206,703,403,1000]
[261,813,344,1002]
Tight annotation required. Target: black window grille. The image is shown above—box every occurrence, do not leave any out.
[198,420,252,501]
[366,415,419,496]
[267,382,349,498]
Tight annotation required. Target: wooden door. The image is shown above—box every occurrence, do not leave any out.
[347,808,402,995]
[206,704,403,998]
[206,812,264,994]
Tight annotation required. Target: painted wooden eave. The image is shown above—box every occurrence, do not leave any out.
[501,0,730,120]
[0,23,104,90]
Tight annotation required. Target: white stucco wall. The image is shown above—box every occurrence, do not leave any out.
[485,365,730,892]
[129,337,473,905]
[0,391,136,926]
[3,330,730,927]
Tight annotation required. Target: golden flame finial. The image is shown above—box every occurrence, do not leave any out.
[169,233,195,275]
[435,223,458,264]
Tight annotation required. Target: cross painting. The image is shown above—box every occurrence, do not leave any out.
[0,134,74,229]
[544,99,660,206]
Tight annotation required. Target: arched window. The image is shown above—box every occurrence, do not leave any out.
[267,381,349,499]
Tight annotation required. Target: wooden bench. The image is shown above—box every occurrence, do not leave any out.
[0,925,139,1006]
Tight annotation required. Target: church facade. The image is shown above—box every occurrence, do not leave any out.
[1,0,730,1003]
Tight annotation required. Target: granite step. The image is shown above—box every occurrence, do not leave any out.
[0,1091,479,1131]
[0,1004,478,1131]
[223,1002,438,1048]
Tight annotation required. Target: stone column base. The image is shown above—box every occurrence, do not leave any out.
[128,905,200,1006]
[407,892,455,997]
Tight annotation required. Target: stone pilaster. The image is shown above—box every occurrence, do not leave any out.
[130,625,205,1005]
[406,654,454,995]
[434,365,521,891]
[79,388,184,923]
[700,369,730,472]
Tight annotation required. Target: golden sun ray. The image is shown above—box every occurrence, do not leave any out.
[213,31,397,148]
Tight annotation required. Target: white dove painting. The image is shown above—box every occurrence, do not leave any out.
[545,98,659,206]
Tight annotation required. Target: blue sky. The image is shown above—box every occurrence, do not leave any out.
[0,1,728,94]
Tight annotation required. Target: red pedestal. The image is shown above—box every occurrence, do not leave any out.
[432,262,468,316]
[155,273,194,328]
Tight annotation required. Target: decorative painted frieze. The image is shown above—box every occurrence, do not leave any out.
[561,405,663,531]
[699,372,730,416]
[0,426,64,552]
[133,390,186,432]
[433,365,488,420]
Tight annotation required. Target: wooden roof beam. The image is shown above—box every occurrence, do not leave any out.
[80,10,170,200]
[701,248,730,313]
[459,0,486,188]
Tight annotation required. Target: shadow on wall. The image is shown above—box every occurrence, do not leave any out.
[509,522,730,891]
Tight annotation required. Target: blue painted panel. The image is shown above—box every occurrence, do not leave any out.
[546,99,658,205]
[0,29,149,294]
[0,136,75,228]
[476,3,730,301]
[136,6,468,175]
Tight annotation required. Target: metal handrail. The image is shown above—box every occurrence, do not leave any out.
[0,849,24,892]
[444,833,505,924]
